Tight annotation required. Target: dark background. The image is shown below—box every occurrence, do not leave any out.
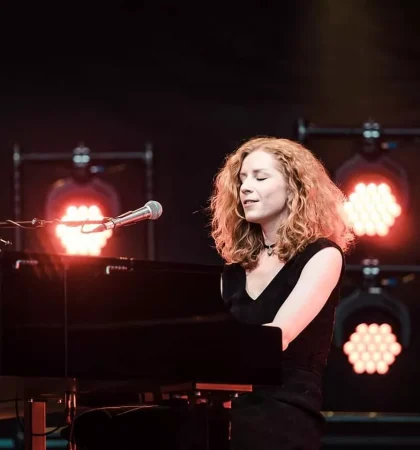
[0,3,420,445]
[1,1,420,266]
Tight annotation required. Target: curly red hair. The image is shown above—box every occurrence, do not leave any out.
[209,137,354,269]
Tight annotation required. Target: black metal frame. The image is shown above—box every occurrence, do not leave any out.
[12,142,157,260]
[295,117,420,143]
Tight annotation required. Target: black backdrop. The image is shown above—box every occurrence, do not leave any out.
[0,1,420,418]
[1,1,420,266]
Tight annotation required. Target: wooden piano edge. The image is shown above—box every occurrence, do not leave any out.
[160,382,253,394]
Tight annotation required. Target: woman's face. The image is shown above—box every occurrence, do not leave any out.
[239,149,289,226]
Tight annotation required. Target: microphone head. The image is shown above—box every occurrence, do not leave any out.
[146,200,163,220]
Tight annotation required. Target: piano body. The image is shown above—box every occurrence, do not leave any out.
[0,250,283,449]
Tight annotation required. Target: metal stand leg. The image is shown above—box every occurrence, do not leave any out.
[24,399,46,450]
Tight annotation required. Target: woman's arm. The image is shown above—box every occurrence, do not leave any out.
[264,247,343,351]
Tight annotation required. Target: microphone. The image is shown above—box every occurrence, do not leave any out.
[91,200,163,232]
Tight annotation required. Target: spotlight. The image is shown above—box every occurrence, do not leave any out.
[295,117,416,238]
[45,145,120,256]
[334,261,411,375]
[335,152,409,237]
[12,141,155,259]
[343,323,402,375]
[55,205,112,256]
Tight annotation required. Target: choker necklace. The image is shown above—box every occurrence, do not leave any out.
[263,243,275,256]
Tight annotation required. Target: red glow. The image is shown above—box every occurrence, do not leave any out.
[55,205,112,255]
[344,183,402,237]
[343,323,402,375]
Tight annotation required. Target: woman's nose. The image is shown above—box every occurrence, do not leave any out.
[240,180,253,193]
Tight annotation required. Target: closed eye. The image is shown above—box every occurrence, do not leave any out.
[238,177,267,185]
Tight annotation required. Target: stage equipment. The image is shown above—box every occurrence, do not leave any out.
[296,118,419,237]
[334,260,414,375]
[12,141,157,259]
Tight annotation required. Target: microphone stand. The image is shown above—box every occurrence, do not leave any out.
[0,217,109,449]
[0,218,107,229]
[0,217,109,251]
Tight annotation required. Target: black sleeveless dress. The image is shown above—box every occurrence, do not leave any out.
[221,238,345,450]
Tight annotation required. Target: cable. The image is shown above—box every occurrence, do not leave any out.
[2,220,34,229]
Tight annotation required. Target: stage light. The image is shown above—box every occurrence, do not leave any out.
[56,205,112,255]
[344,182,402,237]
[296,119,415,238]
[335,152,409,237]
[334,265,410,376]
[44,145,120,256]
[343,323,402,374]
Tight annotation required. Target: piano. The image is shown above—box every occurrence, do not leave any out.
[0,250,283,449]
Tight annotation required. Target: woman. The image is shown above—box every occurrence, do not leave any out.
[209,137,354,449]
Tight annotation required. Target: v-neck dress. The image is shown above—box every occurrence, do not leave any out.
[221,238,345,450]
